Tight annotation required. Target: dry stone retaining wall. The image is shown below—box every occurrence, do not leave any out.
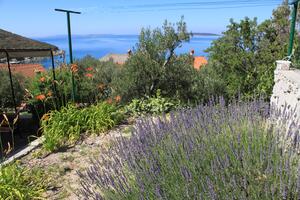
[271,65,300,126]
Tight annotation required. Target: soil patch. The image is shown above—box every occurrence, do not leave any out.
[19,124,132,199]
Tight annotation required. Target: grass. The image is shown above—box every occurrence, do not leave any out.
[0,162,49,199]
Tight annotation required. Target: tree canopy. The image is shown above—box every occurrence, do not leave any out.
[205,1,291,99]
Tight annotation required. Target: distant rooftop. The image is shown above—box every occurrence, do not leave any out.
[193,56,208,70]
[0,63,45,78]
[99,53,129,65]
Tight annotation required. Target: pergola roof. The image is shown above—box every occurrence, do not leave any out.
[0,29,59,58]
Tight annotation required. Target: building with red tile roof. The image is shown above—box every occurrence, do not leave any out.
[0,63,45,78]
[193,56,208,70]
[190,49,208,70]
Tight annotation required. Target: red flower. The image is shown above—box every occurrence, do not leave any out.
[35,94,46,101]
[86,67,93,71]
[85,73,93,78]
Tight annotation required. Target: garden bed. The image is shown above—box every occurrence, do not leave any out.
[1,99,300,199]
[18,124,131,199]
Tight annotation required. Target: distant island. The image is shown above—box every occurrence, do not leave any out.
[192,33,220,36]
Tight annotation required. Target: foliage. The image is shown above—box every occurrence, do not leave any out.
[27,57,120,117]
[191,64,226,102]
[0,162,48,199]
[77,55,121,85]
[27,65,76,118]
[41,102,123,152]
[78,98,300,199]
[113,17,204,103]
[76,55,121,100]
[205,2,291,99]
[124,90,181,116]
[0,70,26,110]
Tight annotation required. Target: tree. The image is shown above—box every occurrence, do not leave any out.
[114,17,199,102]
[205,1,291,99]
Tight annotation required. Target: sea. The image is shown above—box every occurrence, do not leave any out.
[36,34,219,68]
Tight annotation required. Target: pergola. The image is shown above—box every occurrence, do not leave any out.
[0,29,61,112]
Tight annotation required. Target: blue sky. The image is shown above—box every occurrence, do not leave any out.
[0,0,284,37]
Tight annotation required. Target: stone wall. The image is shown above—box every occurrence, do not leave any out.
[271,64,300,126]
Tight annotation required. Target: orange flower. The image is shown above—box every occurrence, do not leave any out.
[35,94,46,101]
[71,64,79,73]
[106,98,113,104]
[86,67,93,71]
[114,95,121,103]
[41,113,50,121]
[47,91,52,97]
[85,73,93,78]
[98,83,106,90]
[40,77,46,82]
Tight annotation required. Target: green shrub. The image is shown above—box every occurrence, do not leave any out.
[27,65,74,117]
[77,55,121,87]
[192,64,226,102]
[205,3,290,99]
[0,162,48,199]
[27,57,121,117]
[124,90,181,116]
[0,70,26,110]
[41,102,123,152]
[113,18,204,104]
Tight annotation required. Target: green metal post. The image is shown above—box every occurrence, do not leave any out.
[66,12,76,102]
[55,8,81,102]
[67,13,73,64]
[288,2,299,56]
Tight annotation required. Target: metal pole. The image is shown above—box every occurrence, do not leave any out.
[4,51,17,113]
[67,13,73,64]
[55,9,81,102]
[66,12,76,102]
[288,2,299,57]
[50,50,58,107]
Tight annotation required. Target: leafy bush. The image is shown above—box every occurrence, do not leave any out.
[27,65,72,115]
[41,102,123,151]
[77,55,121,89]
[78,99,300,199]
[191,64,226,102]
[205,2,290,99]
[27,58,120,116]
[113,18,206,103]
[124,90,181,116]
[0,162,48,199]
[0,70,26,110]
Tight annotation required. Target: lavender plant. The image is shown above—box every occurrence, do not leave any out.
[78,98,300,200]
